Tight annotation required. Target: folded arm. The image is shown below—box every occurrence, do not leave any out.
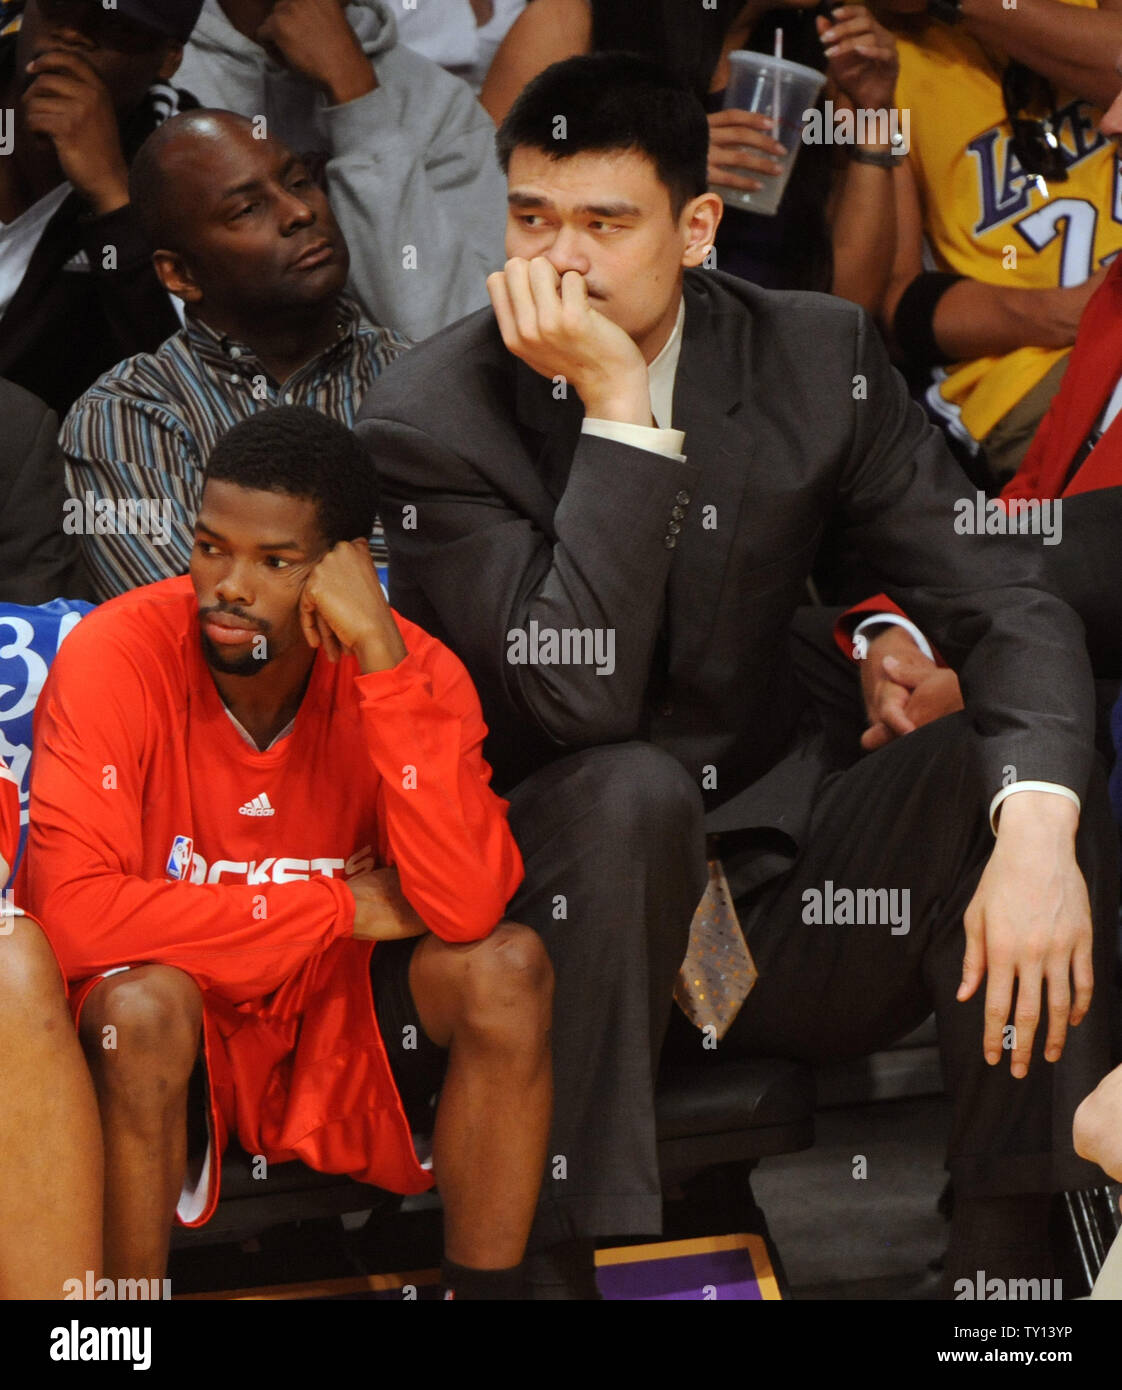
[300,538,524,941]
[961,0,1122,110]
[882,155,1103,363]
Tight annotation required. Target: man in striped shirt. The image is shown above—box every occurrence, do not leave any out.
[61,108,408,601]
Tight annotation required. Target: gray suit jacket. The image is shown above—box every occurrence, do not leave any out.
[357,269,1094,856]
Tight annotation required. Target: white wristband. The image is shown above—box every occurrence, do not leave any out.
[852,613,935,662]
[988,781,1082,835]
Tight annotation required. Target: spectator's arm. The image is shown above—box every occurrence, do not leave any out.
[820,12,901,316]
[322,73,507,340]
[828,153,899,317]
[929,275,1105,358]
[878,152,926,350]
[479,0,590,123]
[961,0,1122,110]
[882,156,1102,362]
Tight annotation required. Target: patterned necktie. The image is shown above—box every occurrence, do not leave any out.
[674,856,758,1039]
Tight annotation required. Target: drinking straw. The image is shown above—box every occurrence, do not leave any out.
[773,29,783,129]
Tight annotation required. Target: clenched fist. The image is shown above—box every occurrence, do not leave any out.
[348,867,428,941]
[487,256,652,424]
[299,538,406,672]
[257,0,377,106]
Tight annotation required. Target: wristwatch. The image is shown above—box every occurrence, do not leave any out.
[849,133,907,167]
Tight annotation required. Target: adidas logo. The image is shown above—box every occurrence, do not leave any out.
[238,793,276,817]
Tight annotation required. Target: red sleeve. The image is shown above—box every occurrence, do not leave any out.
[0,761,18,881]
[1002,404,1053,503]
[359,627,523,943]
[832,594,906,658]
[1003,257,1122,503]
[832,596,947,666]
[18,627,354,1002]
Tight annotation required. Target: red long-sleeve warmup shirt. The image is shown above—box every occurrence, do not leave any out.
[18,576,523,1223]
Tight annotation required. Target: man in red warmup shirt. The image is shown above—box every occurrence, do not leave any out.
[0,758,103,1298]
[19,406,553,1301]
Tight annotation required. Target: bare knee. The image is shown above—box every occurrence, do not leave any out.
[0,917,69,1032]
[460,921,553,1036]
[80,966,202,1094]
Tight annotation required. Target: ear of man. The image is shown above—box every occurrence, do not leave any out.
[680,191,722,268]
[153,249,201,304]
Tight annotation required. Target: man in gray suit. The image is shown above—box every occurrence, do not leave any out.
[357,53,1117,1296]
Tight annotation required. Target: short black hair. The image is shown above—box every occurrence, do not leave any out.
[203,407,378,548]
[495,52,709,217]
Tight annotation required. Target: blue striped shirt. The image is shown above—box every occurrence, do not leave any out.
[61,298,408,600]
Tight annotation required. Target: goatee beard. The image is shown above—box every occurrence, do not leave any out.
[200,631,272,677]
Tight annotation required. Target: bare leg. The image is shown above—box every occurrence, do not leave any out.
[0,917,102,1298]
[79,965,202,1281]
[408,920,553,1268]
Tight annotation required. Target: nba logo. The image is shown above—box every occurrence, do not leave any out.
[166,836,194,881]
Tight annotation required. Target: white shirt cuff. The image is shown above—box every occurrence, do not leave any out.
[582,417,686,461]
[989,781,1082,835]
[852,613,935,662]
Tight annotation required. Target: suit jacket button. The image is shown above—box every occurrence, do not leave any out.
[664,535,678,549]
[675,490,691,505]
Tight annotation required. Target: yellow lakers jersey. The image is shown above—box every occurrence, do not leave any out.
[896,2,1122,442]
